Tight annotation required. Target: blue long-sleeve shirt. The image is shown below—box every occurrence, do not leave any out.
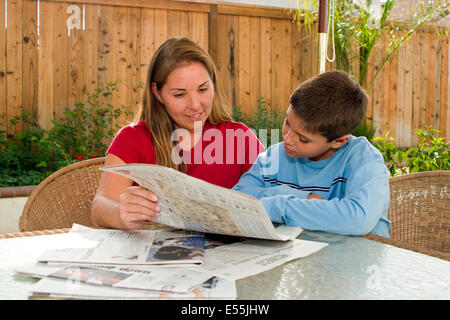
[233,136,391,237]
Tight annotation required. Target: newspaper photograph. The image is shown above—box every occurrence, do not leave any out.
[102,164,303,241]
[38,224,205,267]
[29,276,236,300]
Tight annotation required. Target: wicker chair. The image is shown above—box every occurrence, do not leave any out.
[19,157,105,232]
[366,170,450,261]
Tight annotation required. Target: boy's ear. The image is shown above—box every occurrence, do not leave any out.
[330,135,350,148]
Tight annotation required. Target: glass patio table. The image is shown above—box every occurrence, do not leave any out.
[0,228,449,299]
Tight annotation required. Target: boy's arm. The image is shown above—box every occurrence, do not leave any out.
[260,160,390,236]
[233,148,311,199]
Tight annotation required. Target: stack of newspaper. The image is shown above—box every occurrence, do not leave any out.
[16,164,329,299]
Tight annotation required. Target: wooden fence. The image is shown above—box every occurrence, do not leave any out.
[0,0,448,147]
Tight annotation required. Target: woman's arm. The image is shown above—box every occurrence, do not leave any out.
[90,153,161,229]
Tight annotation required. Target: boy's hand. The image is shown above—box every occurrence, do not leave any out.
[307,193,324,200]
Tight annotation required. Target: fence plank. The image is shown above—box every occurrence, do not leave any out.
[396,42,413,147]
[270,19,284,110]
[425,32,437,129]
[440,36,449,138]
[260,17,272,104]
[52,2,69,120]
[153,9,168,52]
[0,1,6,133]
[418,31,428,134]
[215,13,232,109]
[372,43,384,137]
[6,0,23,134]
[238,15,250,113]
[431,32,441,131]
[412,32,422,145]
[140,8,154,88]
[37,1,54,131]
[228,14,239,111]
[126,6,141,116]
[22,0,38,118]
[381,53,390,136]
[98,5,114,110]
[388,50,398,139]
[70,29,84,109]
[191,12,208,50]
[84,4,100,95]
[249,16,260,112]
[291,23,302,90]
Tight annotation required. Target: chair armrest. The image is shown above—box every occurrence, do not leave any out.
[364,234,450,262]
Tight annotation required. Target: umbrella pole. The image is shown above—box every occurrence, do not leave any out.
[318,0,327,73]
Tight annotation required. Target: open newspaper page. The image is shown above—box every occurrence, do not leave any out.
[189,238,329,280]
[29,276,236,300]
[38,224,205,267]
[102,164,302,241]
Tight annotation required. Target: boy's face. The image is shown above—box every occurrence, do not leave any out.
[282,106,348,161]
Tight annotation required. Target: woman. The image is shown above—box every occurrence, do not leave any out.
[91,37,264,229]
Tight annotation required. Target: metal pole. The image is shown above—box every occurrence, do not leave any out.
[318,0,327,73]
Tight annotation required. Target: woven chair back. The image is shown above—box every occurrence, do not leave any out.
[19,157,105,231]
[388,171,449,253]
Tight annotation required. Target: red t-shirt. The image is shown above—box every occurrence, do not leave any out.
[107,120,264,189]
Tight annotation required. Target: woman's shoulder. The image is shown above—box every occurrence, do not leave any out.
[121,120,149,131]
[116,120,151,139]
[107,120,155,163]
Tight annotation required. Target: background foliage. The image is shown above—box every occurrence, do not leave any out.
[0,82,133,187]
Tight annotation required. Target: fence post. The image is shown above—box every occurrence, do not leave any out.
[208,4,218,64]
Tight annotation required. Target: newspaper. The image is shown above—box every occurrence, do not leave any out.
[190,238,329,280]
[18,224,328,299]
[17,262,213,294]
[102,164,303,241]
[38,224,205,267]
[29,276,235,300]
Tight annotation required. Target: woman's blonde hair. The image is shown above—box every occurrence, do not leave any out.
[138,37,232,171]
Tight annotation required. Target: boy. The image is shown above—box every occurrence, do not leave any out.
[233,71,390,237]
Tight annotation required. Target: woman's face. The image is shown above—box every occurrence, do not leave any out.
[153,62,214,134]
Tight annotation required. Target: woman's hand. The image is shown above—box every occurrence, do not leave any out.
[117,186,161,229]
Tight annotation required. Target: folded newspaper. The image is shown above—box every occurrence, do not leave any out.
[102,164,303,241]
[17,262,216,294]
[38,224,205,267]
[28,275,235,299]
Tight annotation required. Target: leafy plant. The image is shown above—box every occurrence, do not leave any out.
[372,126,449,176]
[0,110,72,187]
[233,97,285,148]
[290,0,448,89]
[48,81,134,160]
[0,81,137,187]
[352,120,376,141]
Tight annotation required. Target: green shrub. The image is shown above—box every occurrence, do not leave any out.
[48,81,134,160]
[232,97,285,148]
[0,111,72,187]
[0,81,136,187]
[352,120,377,141]
[372,126,450,176]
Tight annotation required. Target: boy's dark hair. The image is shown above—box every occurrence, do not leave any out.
[289,70,368,142]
